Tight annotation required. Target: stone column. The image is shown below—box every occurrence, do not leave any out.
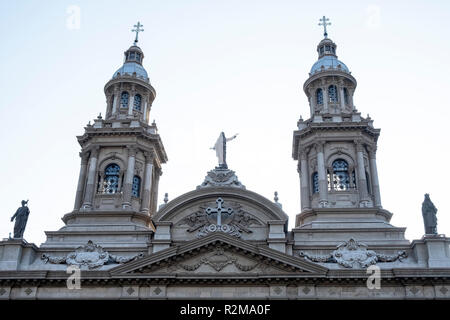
[122,146,137,209]
[327,165,333,191]
[105,95,111,118]
[339,87,346,111]
[349,165,356,189]
[140,152,154,213]
[309,89,315,116]
[315,142,328,207]
[355,141,369,204]
[150,168,161,214]
[349,88,355,110]
[111,90,118,116]
[128,89,135,117]
[97,172,105,194]
[368,146,382,207]
[117,169,124,192]
[82,147,100,209]
[143,98,148,122]
[323,87,329,113]
[74,152,90,210]
[299,149,311,210]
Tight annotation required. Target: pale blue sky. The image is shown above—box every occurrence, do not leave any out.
[1,1,449,245]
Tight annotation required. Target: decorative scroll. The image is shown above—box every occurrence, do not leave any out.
[42,240,144,269]
[299,238,407,268]
[178,247,259,272]
[197,167,245,189]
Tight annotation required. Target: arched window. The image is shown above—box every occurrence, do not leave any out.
[120,91,129,108]
[312,172,319,194]
[133,94,142,111]
[316,88,323,105]
[104,164,120,194]
[135,53,141,62]
[132,175,141,197]
[328,85,338,103]
[343,88,349,105]
[332,159,350,191]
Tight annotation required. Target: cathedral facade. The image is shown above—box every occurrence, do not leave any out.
[1,21,450,300]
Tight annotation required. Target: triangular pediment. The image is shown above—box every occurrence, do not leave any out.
[110,233,327,276]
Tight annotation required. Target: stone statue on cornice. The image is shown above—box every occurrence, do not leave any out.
[10,200,30,238]
[422,194,438,235]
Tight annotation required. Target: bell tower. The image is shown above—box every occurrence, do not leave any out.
[291,17,407,246]
[73,22,167,215]
[293,17,381,211]
[42,23,168,249]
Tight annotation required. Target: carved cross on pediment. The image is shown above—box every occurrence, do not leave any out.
[205,198,233,226]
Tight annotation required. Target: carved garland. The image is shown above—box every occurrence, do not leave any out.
[177,247,259,272]
[299,238,407,268]
[42,240,144,269]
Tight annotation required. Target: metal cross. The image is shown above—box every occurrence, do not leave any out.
[132,22,144,45]
[318,16,331,38]
[206,198,233,226]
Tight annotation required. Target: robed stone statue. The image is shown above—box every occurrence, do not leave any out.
[211,132,238,169]
[422,194,437,235]
[11,200,30,238]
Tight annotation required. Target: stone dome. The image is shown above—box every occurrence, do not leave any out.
[112,45,149,81]
[310,55,349,74]
[113,62,149,81]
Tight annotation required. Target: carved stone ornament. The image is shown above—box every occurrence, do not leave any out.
[179,198,261,238]
[197,167,245,189]
[42,240,144,269]
[178,247,259,272]
[299,238,407,268]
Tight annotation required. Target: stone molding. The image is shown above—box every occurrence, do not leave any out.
[177,198,262,239]
[197,167,245,189]
[155,187,289,223]
[41,240,144,269]
[299,238,407,268]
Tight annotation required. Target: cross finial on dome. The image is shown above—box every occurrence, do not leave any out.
[132,21,144,45]
[318,16,331,38]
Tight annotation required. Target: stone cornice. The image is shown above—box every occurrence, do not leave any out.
[292,123,379,160]
[0,239,40,251]
[154,186,289,223]
[303,70,357,95]
[110,232,328,275]
[294,207,394,224]
[76,128,168,163]
[1,269,450,287]
[104,77,156,100]
[60,210,154,225]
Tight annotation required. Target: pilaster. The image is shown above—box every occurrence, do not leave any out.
[368,146,382,207]
[81,146,100,210]
[140,151,155,213]
[74,152,90,210]
[315,142,328,207]
[122,146,137,209]
[299,148,311,210]
[355,140,370,207]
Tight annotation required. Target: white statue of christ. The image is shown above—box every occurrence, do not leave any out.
[211,132,238,168]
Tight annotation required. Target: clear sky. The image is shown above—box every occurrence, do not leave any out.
[1,0,449,245]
